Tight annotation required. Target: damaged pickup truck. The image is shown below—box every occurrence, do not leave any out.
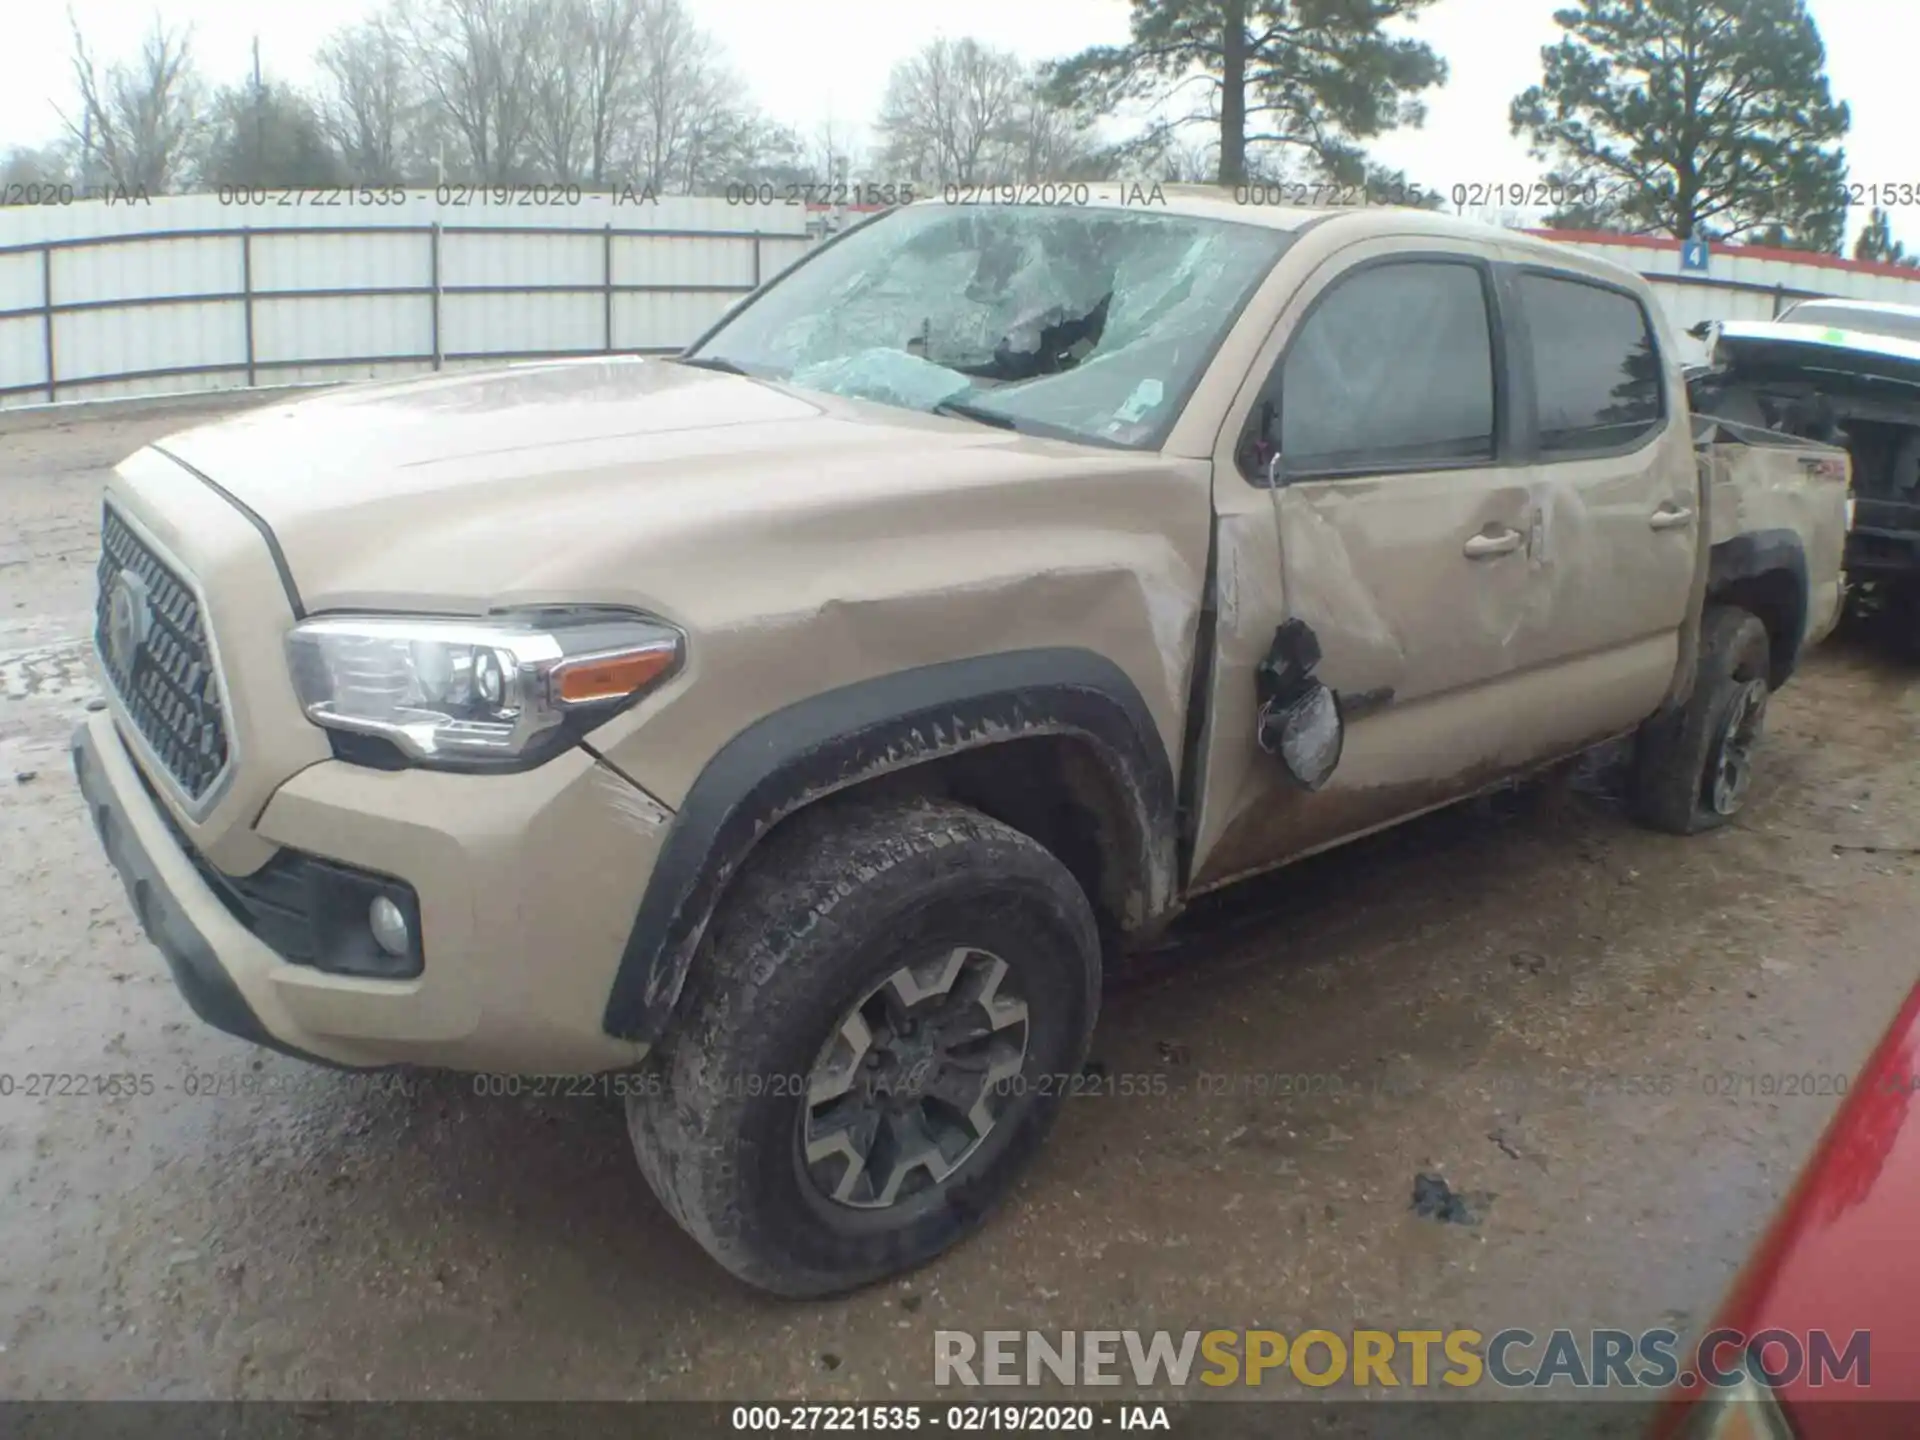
[1691,296,1920,647]
[71,190,1847,1296]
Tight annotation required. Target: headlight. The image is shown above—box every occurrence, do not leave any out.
[286,607,683,766]
[1677,1369,1796,1440]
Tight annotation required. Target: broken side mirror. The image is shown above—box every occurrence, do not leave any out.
[1264,451,1288,487]
[1255,618,1344,791]
[1260,684,1344,791]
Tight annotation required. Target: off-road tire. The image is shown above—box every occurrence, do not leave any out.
[626,796,1101,1298]
[1628,605,1773,835]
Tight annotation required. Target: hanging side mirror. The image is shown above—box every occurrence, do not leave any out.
[1258,683,1344,791]
[1254,619,1345,791]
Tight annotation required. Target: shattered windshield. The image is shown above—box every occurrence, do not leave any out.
[685,204,1296,448]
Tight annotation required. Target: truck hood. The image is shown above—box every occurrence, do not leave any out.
[146,356,1105,612]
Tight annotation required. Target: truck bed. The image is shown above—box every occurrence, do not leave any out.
[1693,413,1852,651]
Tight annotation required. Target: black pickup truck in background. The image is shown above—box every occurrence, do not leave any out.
[1690,297,1920,649]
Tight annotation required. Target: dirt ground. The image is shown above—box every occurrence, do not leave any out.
[1,394,1917,1408]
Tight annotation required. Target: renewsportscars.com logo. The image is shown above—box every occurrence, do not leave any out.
[934,1328,1871,1391]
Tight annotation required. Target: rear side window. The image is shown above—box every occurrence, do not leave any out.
[1276,260,1496,475]
[1520,273,1664,454]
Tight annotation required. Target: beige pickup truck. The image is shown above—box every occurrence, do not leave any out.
[70,190,1846,1296]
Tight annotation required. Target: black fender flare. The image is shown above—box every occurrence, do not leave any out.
[601,648,1179,1044]
[1706,528,1809,687]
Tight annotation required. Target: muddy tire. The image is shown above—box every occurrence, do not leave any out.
[626,796,1101,1298]
[1628,605,1774,835]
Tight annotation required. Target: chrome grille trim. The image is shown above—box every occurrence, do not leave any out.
[94,503,236,813]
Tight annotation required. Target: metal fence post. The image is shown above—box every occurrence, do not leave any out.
[430,222,443,370]
[41,245,55,402]
[603,223,614,352]
[241,229,256,387]
[751,233,761,288]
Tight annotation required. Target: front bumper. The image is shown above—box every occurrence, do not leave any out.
[73,712,670,1072]
[73,714,326,1064]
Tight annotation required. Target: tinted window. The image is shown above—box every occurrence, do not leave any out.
[1275,261,1496,475]
[1521,273,1663,454]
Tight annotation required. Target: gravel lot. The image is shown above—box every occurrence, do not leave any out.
[2,393,1917,1408]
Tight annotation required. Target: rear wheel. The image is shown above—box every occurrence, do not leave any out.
[627,796,1101,1297]
[1628,605,1773,835]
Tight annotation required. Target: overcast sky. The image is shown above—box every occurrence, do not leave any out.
[3,0,1911,248]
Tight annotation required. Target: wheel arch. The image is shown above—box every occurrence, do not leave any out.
[1706,528,1809,689]
[601,649,1180,1044]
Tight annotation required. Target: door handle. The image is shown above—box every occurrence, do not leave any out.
[1649,506,1694,531]
[1463,527,1523,558]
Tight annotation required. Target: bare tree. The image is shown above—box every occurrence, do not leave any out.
[807,110,863,186]
[1,144,77,191]
[525,0,589,181]
[518,0,668,186]
[625,0,715,190]
[1150,136,1219,185]
[398,0,547,183]
[1001,87,1109,183]
[875,38,1029,187]
[577,0,649,186]
[317,11,418,184]
[60,12,205,191]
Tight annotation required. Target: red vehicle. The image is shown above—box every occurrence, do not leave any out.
[1656,980,1920,1438]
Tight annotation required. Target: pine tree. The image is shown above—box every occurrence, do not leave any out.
[1853,208,1916,267]
[1044,0,1446,189]
[1511,0,1850,250]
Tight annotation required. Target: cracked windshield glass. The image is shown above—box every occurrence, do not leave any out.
[689,205,1294,448]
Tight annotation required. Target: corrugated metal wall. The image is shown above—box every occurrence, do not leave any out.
[5,195,1920,409]
[0,193,815,407]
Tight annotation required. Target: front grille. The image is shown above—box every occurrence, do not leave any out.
[96,506,230,802]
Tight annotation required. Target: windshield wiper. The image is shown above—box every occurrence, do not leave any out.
[930,398,1020,431]
[674,354,752,376]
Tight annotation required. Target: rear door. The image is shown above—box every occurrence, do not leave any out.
[1498,265,1698,712]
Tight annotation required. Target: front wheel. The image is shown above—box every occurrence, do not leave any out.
[627,796,1101,1297]
[1628,604,1773,835]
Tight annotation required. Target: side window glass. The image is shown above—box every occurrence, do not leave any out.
[1246,260,1496,479]
[1519,273,1664,454]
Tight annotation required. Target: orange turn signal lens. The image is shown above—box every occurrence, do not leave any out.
[550,644,678,707]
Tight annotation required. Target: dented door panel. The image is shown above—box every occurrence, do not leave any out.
[1186,232,1699,892]
[1491,255,1700,704]
[1188,235,1553,888]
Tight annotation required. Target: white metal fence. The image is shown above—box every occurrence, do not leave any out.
[0,192,815,406]
[4,193,1920,410]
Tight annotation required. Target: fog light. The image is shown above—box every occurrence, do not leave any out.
[368,895,411,958]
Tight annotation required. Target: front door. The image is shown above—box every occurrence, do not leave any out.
[1189,241,1556,891]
